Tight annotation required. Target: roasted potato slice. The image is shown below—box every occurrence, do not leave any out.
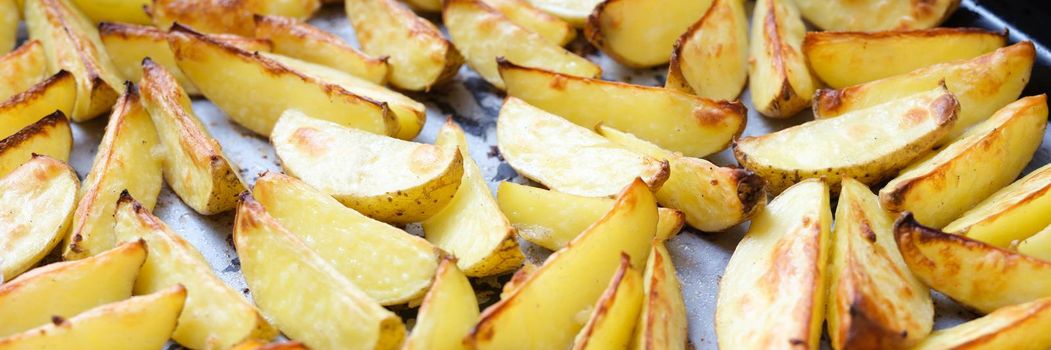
[804,28,1006,88]
[0,0,15,54]
[0,41,49,102]
[99,23,201,96]
[64,86,162,260]
[444,0,599,89]
[665,0,747,100]
[423,120,523,277]
[68,0,150,24]
[895,213,1051,313]
[234,196,405,350]
[497,97,668,197]
[466,179,657,349]
[914,297,1051,350]
[402,258,479,350]
[572,254,643,350]
[253,172,439,305]
[584,0,709,67]
[0,71,75,139]
[480,0,576,46]
[792,0,959,31]
[827,178,933,350]
[880,95,1047,228]
[0,113,72,178]
[0,285,185,350]
[344,0,463,91]
[1019,225,1051,261]
[813,42,1035,141]
[716,179,831,350]
[253,15,389,85]
[748,0,815,118]
[524,0,601,26]
[271,110,462,223]
[0,156,76,281]
[943,162,1051,247]
[633,241,687,350]
[150,0,320,36]
[735,86,958,194]
[169,25,398,137]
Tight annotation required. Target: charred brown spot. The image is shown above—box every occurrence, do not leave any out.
[732,168,767,217]
[548,75,569,91]
[929,93,959,125]
[288,128,330,157]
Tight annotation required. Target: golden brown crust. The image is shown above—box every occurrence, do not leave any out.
[803,27,1005,53]
[0,111,70,153]
[0,70,73,109]
[574,253,632,349]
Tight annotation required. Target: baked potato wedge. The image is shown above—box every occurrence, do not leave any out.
[827,178,933,350]
[716,179,831,350]
[0,0,15,54]
[252,172,440,305]
[423,120,523,277]
[253,15,388,85]
[0,71,75,139]
[480,0,575,46]
[344,0,463,91]
[572,254,643,350]
[633,241,687,350]
[584,0,710,68]
[880,95,1047,228]
[1019,225,1051,261]
[150,0,320,36]
[804,28,1006,88]
[501,61,745,157]
[813,42,1035,141]
[0,41,48,102]
[402,258,479,350]
[0,112,72,178]
[523,0,600,26]
[68,0,150,24]
[0,155,76,281]
[597,125,765,232]
[444,0,599,89]
[99,22,201,96]
[232,340,308,350]
[234,196,405,350]
[792,0,959,31]
[943,163,1051,247]
[735,86,958,194]
[748,0,815,118]
[497,97,668,197]
[466,179,657,349]
[664,0,748,101]
[913,296,1051,350]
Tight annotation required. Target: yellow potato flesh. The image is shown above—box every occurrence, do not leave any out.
[0,71,75,139]
[748,0,815,118]
[68,0,150,24]
[914,297,1051,350]
[0,41,49,102]
[585,0,711,67]
[150,0,319,36]
[1019,225,1051,261]
[0,155,75,279]
[572,255,643,350]
[480,0,576,46]
[402,259,479,350]
[633,242,687,350]
[254,15,389,85]
[665,0,748,101]
[792,0,959,31]
[0,113,71,178]
[945,163,1051,247]
[0,0,17,54]
[524,0,601,26]
[98,23,201,96]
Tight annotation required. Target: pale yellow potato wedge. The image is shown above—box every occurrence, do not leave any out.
[140,59,246,215]
[402,258,479,350]
[0,155,76,281]
[944,163,1051,247]
[25,0,123,121]
[914,297,1051,350]
[584,0,709,68]
[0,113,72,178]
[497,97,668,197]
[0,241,144,337]
[500,61,746,157]
[68,0,150,24]
[827,178,932,350]
[272,110,462,223]
[716,179,831,350]
[0,0,16,54]
[792,0,959,31]
[524,0,600,26]
[633,241,687,350]
[344,0,463,91]
[805,28,1006,88]
[481,0,575,46]
[444,0,599,89]
[1019,225,1051,261]
[0,71,75,139]
[467,180,657,349]
[665,0,747,101]
[735,86,958,194]
[169,25,398,137]
[232,340,308,350]
[497,182,684,250]
[234,196,405,350]
[598,125,765,232]
[748,0,815,118]
[150,0,320,36]
[64,86,162,260]
[880,95,1047,228]
[253,15,389,85]
[424,120,523,277]
[572,254,643,350]
[0,285,185,350]
[98,22,201,96]
[0,41,49,102]
[894,213,1051,313]
[253,172,439,305]
[813,42,1035,141]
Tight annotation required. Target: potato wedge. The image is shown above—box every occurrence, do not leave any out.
[943,163,1051,247]
[480,0,575,46]
[735,86,958,194]
[597,125,765,232]
[423,120,523,277]
[523,0,600,26]
[633,241,687,350]
[344,0,463,91]
[98,22,200,96]
[804,28,1006,88]
[792,0,959,31]
[25,0,123,121]
[0,241,144,337]
[572,254,643,350]
[0,155,76,280]
[497,97,668,197]
[0,41,49,102]
[0,285,186,350]
[914,297,1051,350]
[748,0,815,118]
[64,85,162,260]
[253,172,439,305]
[140,59,246,215]
[716,179,831,350]
[1019,225,1051,261]
[444,0,599,89]
[402,258,479,350]
[232,340,308,350]
[500,61,746,157]
[169,25,398,137]
[272,110,462,223]
[827,178,932,350]
[0,113,72,178]
[664,0,747,100]
[0,71,75,140]
[813,42,1035,141]
[584,0,709,68]
[895,213,1051,313]
[234,196,405,350]
[466,179,657,349]
[497,181,684,250]
[0,0,17,54]
[68,0,150,24]
[253,15,389,85]
[880,95,1047,228]
[150,0,320,36]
